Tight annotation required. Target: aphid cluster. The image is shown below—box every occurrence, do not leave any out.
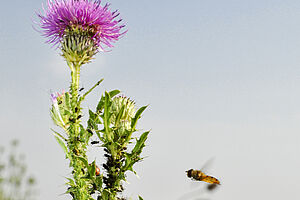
[102,148,126,194]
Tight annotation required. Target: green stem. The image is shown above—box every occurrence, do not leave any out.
[70,64,80,135]
[67,62,90,200]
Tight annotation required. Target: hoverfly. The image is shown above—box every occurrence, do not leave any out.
[186,158,220,185]
[186,169,220,185]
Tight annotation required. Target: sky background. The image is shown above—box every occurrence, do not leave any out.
[1,0,300,199]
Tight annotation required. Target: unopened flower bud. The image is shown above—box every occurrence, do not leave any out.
[50,91,71,130]
[111,96,136,129]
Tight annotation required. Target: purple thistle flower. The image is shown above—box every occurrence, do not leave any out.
[50,93,58,104]
[37,0,126,52]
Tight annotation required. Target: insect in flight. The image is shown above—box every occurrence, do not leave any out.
[186,169,220,185]
[186,158,220,185]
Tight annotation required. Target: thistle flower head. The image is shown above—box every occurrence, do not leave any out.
[111,96,136,130]
[37,0,126,64]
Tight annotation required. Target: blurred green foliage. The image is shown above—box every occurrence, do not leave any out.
[0,140,36,200]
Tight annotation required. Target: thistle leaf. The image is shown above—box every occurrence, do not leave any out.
[96,95,105,112]
[65,92,71,110]
[131,106,148,130]
[51,129,67,141]
[108,89,121,98]
[89,109,97,120]
[87,109,98,130]
[66,177,75,186]
[96,89,120,112]
[79,125,91,143]
[131,131,149,155]
[138,196,144,200]
[54,135,69,159]
[88,161,96,178]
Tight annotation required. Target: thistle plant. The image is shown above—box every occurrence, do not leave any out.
[36,1,149,200]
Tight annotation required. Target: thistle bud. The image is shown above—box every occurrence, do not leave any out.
[50,91,72,130]
[111,96,136,129]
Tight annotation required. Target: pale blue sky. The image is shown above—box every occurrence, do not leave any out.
[1,0,300,200]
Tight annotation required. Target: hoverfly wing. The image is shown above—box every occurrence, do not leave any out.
[200,157,215,173]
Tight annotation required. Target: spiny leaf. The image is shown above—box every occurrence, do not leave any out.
[54,135,69,159]
[87,110,98,130]
[65,92,71,110]
[131,106,148,130]
[65,177,75,186]
[138,196,144,200]
[89,109,97,120]
[96,89,120,112]
[79,125,91,144]
[94,130,104,143]
[132,131,149,155]
[96,95,105,112]
[108,89,121,98]
[88,161,96,178]
[51,129,67,141]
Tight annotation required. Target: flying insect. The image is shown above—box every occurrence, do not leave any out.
[186,169,220,185]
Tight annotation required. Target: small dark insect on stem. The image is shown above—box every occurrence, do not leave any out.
[79,87,84,92]
[91,141,100,145]
[87,129,93,135]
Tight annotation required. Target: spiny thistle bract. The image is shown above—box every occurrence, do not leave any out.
[111,96,136,130]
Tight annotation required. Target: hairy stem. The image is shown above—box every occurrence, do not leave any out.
[67,63,90,200]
